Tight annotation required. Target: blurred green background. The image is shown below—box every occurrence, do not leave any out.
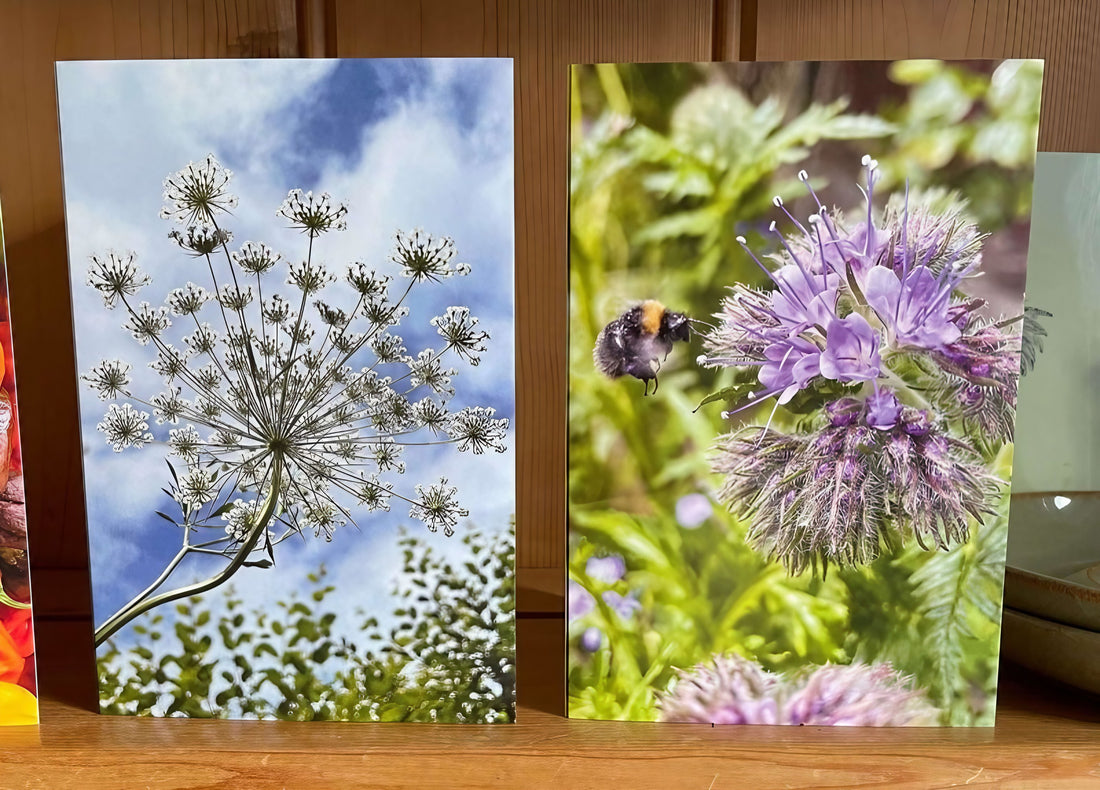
[567,59,1042,725]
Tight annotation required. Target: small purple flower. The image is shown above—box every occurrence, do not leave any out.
[865,388,902,431]
[602,590,642,620]
[769,264,840,332]
[675,493,713,529]
[818,314,881,383]
[758,337,822,404]
[568,580,595,621]
[586,555,626,584]
[579,626,603,653]
[863,266,962,350]
[825,397,864,427]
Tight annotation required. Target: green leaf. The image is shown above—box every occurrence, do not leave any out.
[694,383,756,413]
[818,114,898,139]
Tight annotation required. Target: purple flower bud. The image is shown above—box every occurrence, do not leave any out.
[961,385,983,406]
[826,397,863,427]
[865,388,902,431]
[902,409,932,436]
[579,626,602,653]
[586,555,626,584]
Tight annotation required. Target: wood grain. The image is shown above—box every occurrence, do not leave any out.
[755,0,1100,152]
[0,0,299,578]
[1,616,1099,789]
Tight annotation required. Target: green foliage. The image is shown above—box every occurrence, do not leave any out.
[98,524,515,723]
[570,63,896,337]
[875,59,1043,229]
[569,510,849,721]
[568,62,1032,724]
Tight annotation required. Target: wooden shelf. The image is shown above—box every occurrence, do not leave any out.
[1,616,1099,788]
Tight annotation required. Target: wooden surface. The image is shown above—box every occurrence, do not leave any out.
[0,616,1098,789]
[0,1,1099,613]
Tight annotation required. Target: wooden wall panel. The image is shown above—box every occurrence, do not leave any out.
[0,0,299,579]
[755,0,1100,152]
[333,0,721,574]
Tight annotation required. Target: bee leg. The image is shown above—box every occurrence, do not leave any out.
[652,372,660,394]
[642,378,651,396]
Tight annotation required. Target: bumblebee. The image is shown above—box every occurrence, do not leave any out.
[593,300,691,395]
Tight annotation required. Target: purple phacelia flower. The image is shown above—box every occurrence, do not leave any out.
[863,265,963,350]
[819,314,881,383]
[783,662,938,726]
[659,653,937,726]
[585,554,626,584]
[700,155,1005,411]
[657,654,781,725]
[698,155,1020,568]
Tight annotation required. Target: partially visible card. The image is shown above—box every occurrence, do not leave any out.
[0,202,38,726]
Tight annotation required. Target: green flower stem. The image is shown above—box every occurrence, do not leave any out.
[94,456,284,646]
[0,588,30,609]
[878,365,934,411]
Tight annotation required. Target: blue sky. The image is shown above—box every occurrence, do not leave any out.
[56,59,515,654]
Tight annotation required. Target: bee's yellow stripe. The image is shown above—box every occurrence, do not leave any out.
[640,300,664,336]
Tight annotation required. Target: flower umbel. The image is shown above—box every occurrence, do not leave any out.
[97,403,153,452]
[393,229,471,283]
[160,154,239,224]
[86,252,150,309]
[83,157,509,645]
[277,189,348,237]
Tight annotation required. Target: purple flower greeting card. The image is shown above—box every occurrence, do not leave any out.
[568,59,1043,726]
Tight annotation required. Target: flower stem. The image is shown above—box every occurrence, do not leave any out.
[93,456,284,646]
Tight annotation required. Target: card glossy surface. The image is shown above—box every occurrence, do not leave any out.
[567,60,1043,726]
[59,58,516,722]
